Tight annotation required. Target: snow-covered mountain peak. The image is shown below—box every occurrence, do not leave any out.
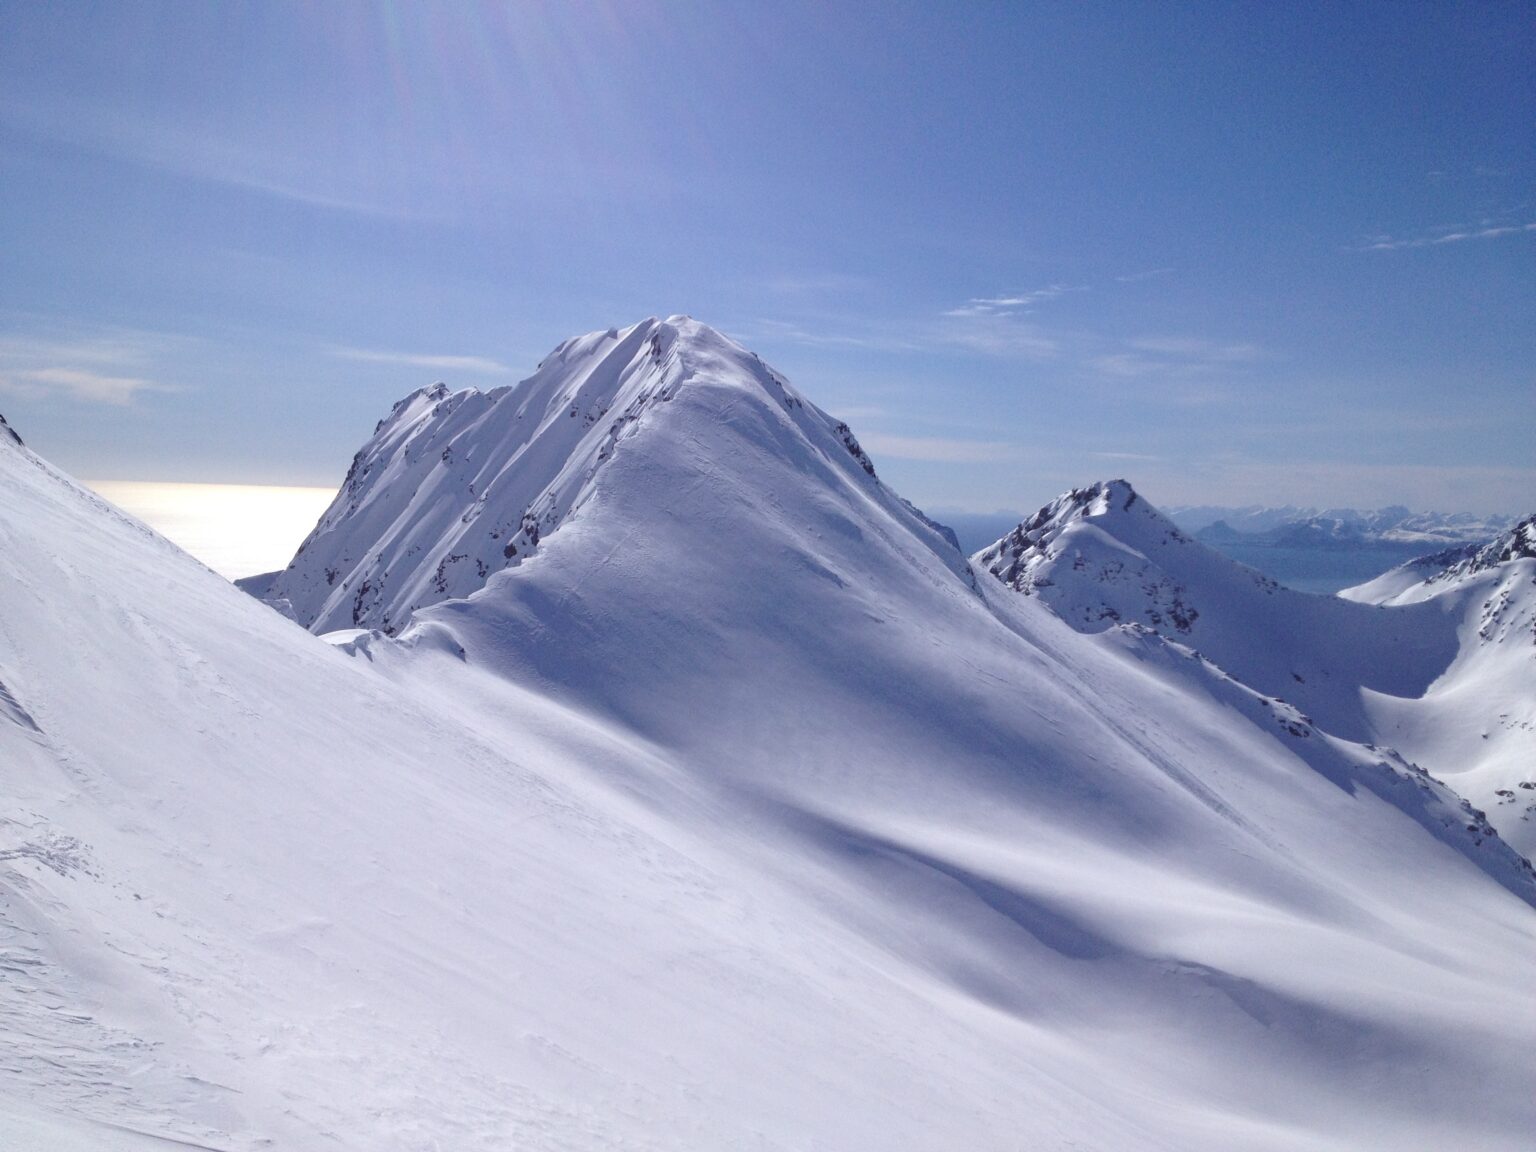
[0,411,22,447]
[264,317,958,635]
[1017,478,1141,529]
[1028,478,1141,524]
[975,480,1482,744]
[376,379,451,425]
[978,478,1206,601]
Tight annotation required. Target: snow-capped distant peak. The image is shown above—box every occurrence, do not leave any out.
[974,478,1470,741]
[1165,501,1519,546]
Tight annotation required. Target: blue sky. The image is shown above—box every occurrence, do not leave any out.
[1,1,1532,515]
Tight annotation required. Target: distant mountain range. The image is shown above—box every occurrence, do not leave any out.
[1145,504,1519,592]
[1166,502,1516,546]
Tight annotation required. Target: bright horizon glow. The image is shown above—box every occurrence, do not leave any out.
[88,481,336,580]
[3,4,1532,516]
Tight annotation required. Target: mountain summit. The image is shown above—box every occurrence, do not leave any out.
[265,316,960,635]
[979,478,1219,629]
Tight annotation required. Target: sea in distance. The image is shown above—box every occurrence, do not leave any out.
[88,481,337,581]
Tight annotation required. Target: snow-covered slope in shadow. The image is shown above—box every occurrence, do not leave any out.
[7,312,1536,1152]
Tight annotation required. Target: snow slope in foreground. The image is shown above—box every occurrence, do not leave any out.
[4,320,1536,1150]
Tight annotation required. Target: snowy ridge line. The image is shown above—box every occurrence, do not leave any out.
[1419,513,1536,584]
[0,415,204,574]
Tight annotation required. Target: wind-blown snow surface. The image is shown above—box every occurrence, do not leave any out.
[4,321,1536,1151]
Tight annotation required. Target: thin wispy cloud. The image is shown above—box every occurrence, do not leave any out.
[0,329,184,406]
[1426,166,1508,182]
[0,366,168,405]
[0,98,425,221]
[932,286,1084,360]
[1354,221,1536,251]
[1128,337,1261,361]
[0,332,175,365]
[746,319,926,353]
[1092,336,1263,382]
[1090,354,1156,378]
[753,311,1058,361]
[327,347,513,376]
[935,312,1060,359]
[858,432,1014,463]
[943,285,1085,318]
[1113,267,1174,284]
[214,175,424,220]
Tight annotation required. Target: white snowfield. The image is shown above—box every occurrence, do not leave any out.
[2,318,1535,1151]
